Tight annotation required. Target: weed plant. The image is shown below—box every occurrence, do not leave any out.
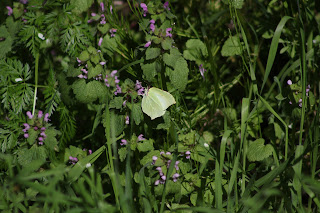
[0,0,320,212]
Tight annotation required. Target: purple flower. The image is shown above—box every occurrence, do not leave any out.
[41,127,46,131]
[111,70,118,77]
[114,76,120,84]
[135,80,142,90]
[100,14,106,24]
[34,126,38,130]
[125,116,129,125]
[120,139,127,146]
[110,28,117,37]
[163,2,170,10]
[166,28,172,37]
[172,173,179,182]
[154,180,160,185]
[26,111,33,119]
[91,13,96,17]
[137,88,145,95]
[110,5,113,14]
[40,132,46,137]
[78,74,84,79]
[123,100,127,107]
[156,167,162,172]
[44,113,50,122]
[98,37,103,46]
[161,175,166,180]
[289,101,292,105]
[100,61,106,65]
[24,133,29,138]
[185,151,191,159]
[23,123,30,130]
[100,2,105,11]
[140,3,148,16]
[114,85,122,95]
[38,137,44,141]
[150,19,155,32]
[287,80,292,85]
[89,150,92,155]
[38,142,43,145]
[138,134,145,141]
[6,6,13,16]
[38,110,43,118]
[77,57,81,63]
[20,0,28,4]
[199,64,206,79]
[175,161,179,170]
[299,99,302,108]
[160,151,165,155]
[166,152,171,155]
[144,41,152,48]
[152,156,157,165]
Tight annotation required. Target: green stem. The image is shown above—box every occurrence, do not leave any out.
[32,52,39,115]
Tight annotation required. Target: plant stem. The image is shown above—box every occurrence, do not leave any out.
[32,52,39,115]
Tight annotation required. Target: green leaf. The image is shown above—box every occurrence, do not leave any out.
[161,38,173,50]
[109,97,124,109]
[118,147,127,162]
[88,64,103,79]
[247,138,273,162]
[137,139,154,152]
[132,103,143,125]
[145,47,161,60]
[18,145,47,167]
[70,0,94,14]
[79,50,90,62]
[183,39,208,61]
[0,26,13,59]
[72,80,107,103]
[141,62,159,82]
[222,0,244,9]
[221,36,242,57]
[44,129,60,151]
[168,58,189,91]
[163,48,182,68]
[27,129,38,146]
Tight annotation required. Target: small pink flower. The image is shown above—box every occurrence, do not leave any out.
[26,111,33,119]
[6,6,13,16]
[123,100,127,107]
[44,113,50,122]
[166,28,172,37]
[199,64,206,79]
[38,137,44,141]
[23,123,30,130]
[24,133,29,138]
[144,41,152,48]
[98,37,103,46]
[163,2,170,10]
[38,110,43,118]
[91,13,96,17]
[40,132,46,137]
[41,127,46,131]
[120,139,127,146]
[287,80,292,85]
[125,116,129,125]
[100,61,106,65]
[140,3,148,16]
[100,2,105,11]
[111,70,118,77]
[154,180,160,185]
[89,150,92,155]
[138,134,145,141]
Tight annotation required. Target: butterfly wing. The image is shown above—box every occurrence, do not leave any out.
[148,87,176,110]
[141,87,176,120]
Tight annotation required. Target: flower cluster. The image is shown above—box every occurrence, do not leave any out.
[120,134,146,146]
[153,151,181,185]
[135,80,145,95]
[140,2,174,49]
[23,110,50,145]
[287,79,311,108]
[69,156,78,165]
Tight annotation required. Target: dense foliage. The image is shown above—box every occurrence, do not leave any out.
[1,0,320,212]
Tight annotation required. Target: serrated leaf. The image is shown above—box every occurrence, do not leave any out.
[70,0,94,14]
[183,39,208,61]
[137,139,154,152]
[44,129,59,151]
[118,147,127,162]
[141,61,159,82]
[132,103,143,125]
[247,138,273,162]
[145,47,160,60]
[163,48,181,68]
[18,145,47,167]
[79,50,90,61]
[27,129,38,145]
[161,38,173,50]
[88,64,103,79]
[109,97,124,109]
[0,26,13,59]
[140,150,159,166]
[168,58,189,91]
[221,36,242,57]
